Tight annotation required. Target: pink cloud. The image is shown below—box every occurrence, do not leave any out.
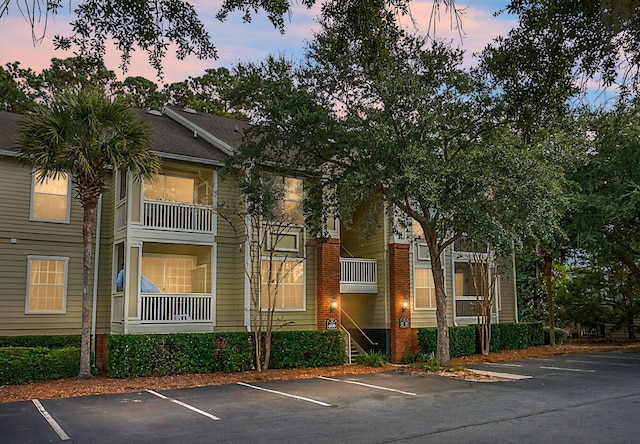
[1,1,512,85]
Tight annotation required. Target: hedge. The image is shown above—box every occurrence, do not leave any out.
[418,322,545,359]
[270,330,346,368]
[108,330,346,378]
[544,327,568,345]
[417,326,476,358]
[0,347,80,385]
[0,335,81,348]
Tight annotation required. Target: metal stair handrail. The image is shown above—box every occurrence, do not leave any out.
[340,326,352,364]
[341,309,378,346]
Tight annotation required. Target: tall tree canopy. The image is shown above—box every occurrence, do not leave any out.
[229,3,570,366]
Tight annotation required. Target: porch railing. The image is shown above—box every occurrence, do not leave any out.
[340,258,377,293]
[143,200,214,233]
[455,297,493,317]
[140,293,212,322]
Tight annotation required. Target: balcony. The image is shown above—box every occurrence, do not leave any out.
[140,293,212,322]
[143,200,214,233]
[340,258,377,294]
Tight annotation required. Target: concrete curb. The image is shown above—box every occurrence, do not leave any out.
[466,369,532,380]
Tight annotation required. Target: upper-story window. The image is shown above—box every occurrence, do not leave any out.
[31,173,70,223]
[144,172,213,206]
[144,174,195,204]
[413,219,424,238]
[267,176,303,224]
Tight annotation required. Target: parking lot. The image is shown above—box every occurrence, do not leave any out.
[2,351,640,443]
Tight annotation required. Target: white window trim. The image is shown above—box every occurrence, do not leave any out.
[266,230,300,253]
[25,255,69,314]
[260,256,306,312]
[29,171,71,224]
[413,264,437,311]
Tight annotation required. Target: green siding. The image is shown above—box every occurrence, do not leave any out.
[0,159,86,334]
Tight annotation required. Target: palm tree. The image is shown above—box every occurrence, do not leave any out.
[17,89,160,378]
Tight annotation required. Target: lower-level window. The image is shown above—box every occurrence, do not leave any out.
[414,267,436,310]
[260,258,304,310]
[26,256,68,313]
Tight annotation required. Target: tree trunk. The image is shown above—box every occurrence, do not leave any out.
[79,204,97,379]
[543,252,555,347]
[430,250,450,367]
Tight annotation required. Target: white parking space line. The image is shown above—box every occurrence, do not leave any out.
[589,354,640,361]
[484,363,524,368]
[568,359,637,367]
[32,399,70,441]
[540,366,595,373]
[317,376,417,395]
[237,382,332,407]
[147,390,221,420]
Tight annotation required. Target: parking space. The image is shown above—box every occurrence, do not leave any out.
[2,351,640,443]
[470,351,640,380]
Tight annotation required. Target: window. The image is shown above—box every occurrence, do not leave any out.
[141,255,208,294]
[260,259,304,310]
[414,267,436,310]
[31,173,70,222]
[455,262,488,298]
[144,174,195,204]
[26,256,68,313]
[413,219,424,238]
[264,176,304,224]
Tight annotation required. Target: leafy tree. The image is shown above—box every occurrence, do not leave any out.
[0,66,31,112]
[229,4,568,366]
[218,172,299,371]
[501,1,640,95]
[17,89,160,378]
[568,102,640,338]
[4,57,118,106]
[111,76,164,110]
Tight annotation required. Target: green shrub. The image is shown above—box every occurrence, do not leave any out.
[0,335,81,348]
[269,330,346,369]
[401,351,436,364]
[354,351,389,367]
[108,331,346,378]
[419,322,545,360]
[544,327,568,345]
[0,346,80,385]
[418,326,476,358]
[490,323,541,351]
[107,332,254,378]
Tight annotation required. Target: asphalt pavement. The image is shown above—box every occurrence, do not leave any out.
[2,351,640,443]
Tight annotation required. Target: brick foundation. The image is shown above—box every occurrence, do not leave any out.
[389,243,419,363]
[317,237,341,330]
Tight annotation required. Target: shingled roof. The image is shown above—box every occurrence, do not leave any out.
[0,111,23,155]
[0,108,249,165]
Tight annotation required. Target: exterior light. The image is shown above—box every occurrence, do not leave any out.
[402,298,409,313]
[330,297,338,313]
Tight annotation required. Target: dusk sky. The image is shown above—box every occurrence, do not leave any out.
[0,1,515,85]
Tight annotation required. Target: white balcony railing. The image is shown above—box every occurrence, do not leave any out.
[140,294,212,322]
[340,258,377,294]
[143,200,214,233]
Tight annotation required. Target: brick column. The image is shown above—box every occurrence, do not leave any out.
[389,243,418,363]
[95,334,109,371]
[317,237,341,330]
